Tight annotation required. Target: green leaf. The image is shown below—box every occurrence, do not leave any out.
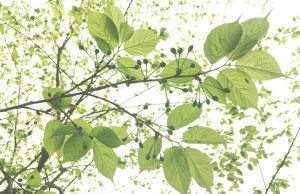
[182,126,227,144]
[26,170,42,188]
[91,126,123,148]
[138,137,162,173]
[117,57,144,80]
[110,126,131,144]
[184,148,213,190]
[73,118,93,134]
[104,4,126,31]
[157,58,202,83]
[204,20,242,64]
[119,22,134,43]
[228,16,270,60]
[93,141,118,182]
[52,125,77,136]
[124,29,159,56]
[42,88,72,111]
[167,104,202,130]
[94,37,111,54]
[163,146,191,194]
[217,68,258,109]
[202,76,226,104]
[43,120,64,157]
[86,11,119,49]
[235,50,283,80]
[63,134,92,162]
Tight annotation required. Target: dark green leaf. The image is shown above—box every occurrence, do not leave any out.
[182,126,227,144]
[110,126,131,144]
[204,20,242,64]
[94,37,111,54]
[202,76,226,104]
[63,134,92,162]
[91,126,123,148]
[119,22,134,43]
[104,4,126,31]
[52,125,77,136]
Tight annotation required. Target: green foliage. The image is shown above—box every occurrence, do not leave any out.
[63,134,92,162]
[43,120,64,157]
[91,126,123,148]
[42,88,72,110]
[182,126,227,144]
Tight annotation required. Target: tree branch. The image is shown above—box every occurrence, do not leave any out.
[124,0,134,16]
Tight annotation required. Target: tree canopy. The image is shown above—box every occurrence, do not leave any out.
[0,0,300,193]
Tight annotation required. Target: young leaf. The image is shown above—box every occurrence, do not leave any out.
[119,22,134,43]
[202,76,226,104]
[43,120,64,157]
[138,137,162,173]
[228,16,270,60]
[42,88,72,111]
[86,11,119,49]
[117,57,144,80]
[167,104,202,130]
[184,148,213,190]
[93,141,118,182]
[124,29,159,56]
[157,59,202,84]
[52,125,77,136]
[182,126,227,144]
[217,68,258,109]
[26,170,42,188]
[91,126,123,148]
[110,126,131,144]
[104,4,126,31]
[204,20,242,64]
[163,146,191,194]
[94,36,111,54]
[235,50,284,80]
[63,134,92,162]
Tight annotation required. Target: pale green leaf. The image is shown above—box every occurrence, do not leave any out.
[43,120,64,157]
[42,88,72,111]
[93,141,118,182]
[104,4,126,31]
[73,118,93,134]
[184,148,213,190]
[117,57,144,80]
[110,126,131,144]
[91,126,123,148]
[63,134,92,162]
[94,37,111,54]
[119,22,134,43]
[124,29,159,56]
[204,20,242,64]
[163,146,191,194]
[167,104,202,130]
[182,126,227,144]
[87,11,119,49]
[235,50,283,80]
[157,58,202,83]
[26,170,42,188]
[52,125,77,136]
[138,137,162,173]
[217,68,258,109]
[202,76,226,104]
[228,16,269,60]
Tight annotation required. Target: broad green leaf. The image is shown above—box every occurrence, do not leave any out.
[42,88,72,111]
[91,126,123,148]
[235,50,283,80]
[163,146,191,194]
[94,37,111,54]
[104,4,126,31]
[184,148,213,190]
[93,141,118,182]
[43,120,64,157]
[167,104,202,130]
[117,57,144,80]
[202,76,226,104]
[26,170,42,188]
[56,136,70,160]
[63,134,92,162]
[217,68,258,109]
[119,22,134,43]
[73,118,93,134]
[157,58,202,83]
[138,137,162,173]
[52,125,77,136]
[86,11,119,49]
[204,20,242,64]
[228,15,270,60]
[182,126,227,144]
[110,126,131,144]
[124,29,159,56]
